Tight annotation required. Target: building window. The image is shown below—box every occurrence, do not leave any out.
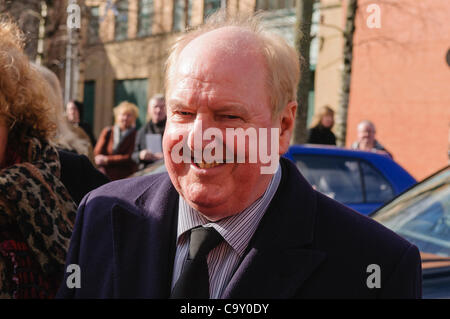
[173,0,192,32]
[115,0,128,41]
[138,0,154,37]
[204,0,221,20]
[88,6,100,44]
[256,0,295,11]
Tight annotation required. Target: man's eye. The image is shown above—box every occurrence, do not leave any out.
[177,111,194,116]
[222,115,240,120]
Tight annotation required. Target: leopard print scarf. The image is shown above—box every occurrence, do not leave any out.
[0,138,77,298]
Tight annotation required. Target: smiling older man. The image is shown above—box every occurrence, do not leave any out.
[57,12,421,299]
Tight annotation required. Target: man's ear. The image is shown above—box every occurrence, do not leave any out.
[278,101,297,155]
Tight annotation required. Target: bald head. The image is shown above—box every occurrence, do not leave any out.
[168,27,267,96]
[184,26,263,58]
[165,11,300,116]
[358,120,376,132]
[357,120,377,146]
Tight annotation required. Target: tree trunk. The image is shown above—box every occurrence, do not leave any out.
[336,0,358,147]
[293,0,314,145]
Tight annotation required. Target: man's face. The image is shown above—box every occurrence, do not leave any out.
[358,123,376,145]
[149,98,166,124]
[163,28,280,221]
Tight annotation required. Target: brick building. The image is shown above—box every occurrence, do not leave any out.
[79,0,449,179]
[313,0,449,180]
[345,0,450,180]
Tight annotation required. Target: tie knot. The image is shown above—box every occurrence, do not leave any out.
[188,227,223,260]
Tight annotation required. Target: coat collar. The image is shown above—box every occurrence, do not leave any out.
[110,157,326,298]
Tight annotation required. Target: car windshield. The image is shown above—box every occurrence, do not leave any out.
[372,167,450,257]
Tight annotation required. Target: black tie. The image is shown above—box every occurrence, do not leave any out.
[170,227,223,299]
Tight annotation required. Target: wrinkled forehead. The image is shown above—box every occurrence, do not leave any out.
[170,27,267,86]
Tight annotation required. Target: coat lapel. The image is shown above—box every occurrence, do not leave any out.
[111,174,179,298]
[223,158,327,298]
[222,246,326,298]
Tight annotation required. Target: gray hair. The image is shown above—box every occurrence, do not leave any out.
[150,93,165,104]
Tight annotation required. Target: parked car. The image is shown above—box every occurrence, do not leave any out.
[370,166,450,298]
[131,159,166,177]
[283,144,417,215]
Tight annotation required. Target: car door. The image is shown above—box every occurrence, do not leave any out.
[293,154,395,215]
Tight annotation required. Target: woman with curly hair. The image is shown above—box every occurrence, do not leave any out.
[0,18,77,298]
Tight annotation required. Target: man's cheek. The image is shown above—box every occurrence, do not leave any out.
[163,128,190,164]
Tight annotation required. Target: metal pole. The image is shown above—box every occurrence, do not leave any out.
[64,23,72,107]
[72,28,79,101]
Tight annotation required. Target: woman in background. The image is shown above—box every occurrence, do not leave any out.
[307,105,337,146]
[66,100,96,146]
[34,64,110,204]
[0,18,76,298]
[33,63,95,164]
[94,101,139,180]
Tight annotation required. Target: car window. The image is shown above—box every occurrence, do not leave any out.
[373,168,450,257]
[360,161,395,203]
[294,155,364,204]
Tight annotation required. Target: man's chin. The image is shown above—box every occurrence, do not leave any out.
[184,196,234,221]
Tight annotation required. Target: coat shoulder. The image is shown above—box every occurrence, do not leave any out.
[80,172,171,218]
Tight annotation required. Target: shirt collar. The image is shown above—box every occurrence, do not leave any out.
[177,162,282,257]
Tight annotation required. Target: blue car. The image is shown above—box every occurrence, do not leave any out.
[283,144,417,215]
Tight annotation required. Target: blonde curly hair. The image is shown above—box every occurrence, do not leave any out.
[0,17,56,154]
[113,101,139,125]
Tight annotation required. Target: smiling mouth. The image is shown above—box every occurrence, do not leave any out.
[194,160,224,169]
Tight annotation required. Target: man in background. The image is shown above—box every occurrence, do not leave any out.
[132,94,166,170]
[351,120,392,158]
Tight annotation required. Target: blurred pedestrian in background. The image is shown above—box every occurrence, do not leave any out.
[94,101,138,180]
[34,64,94,164]
[35,64,109,204]
[307,105,336,145]
[0,18,76,298]
[132,94,166,170]
[351,120,392,157]
[66,100,96,146]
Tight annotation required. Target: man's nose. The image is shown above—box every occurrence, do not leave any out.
[187,116,215,153]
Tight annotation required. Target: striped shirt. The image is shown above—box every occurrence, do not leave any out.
[170,163,282,298]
